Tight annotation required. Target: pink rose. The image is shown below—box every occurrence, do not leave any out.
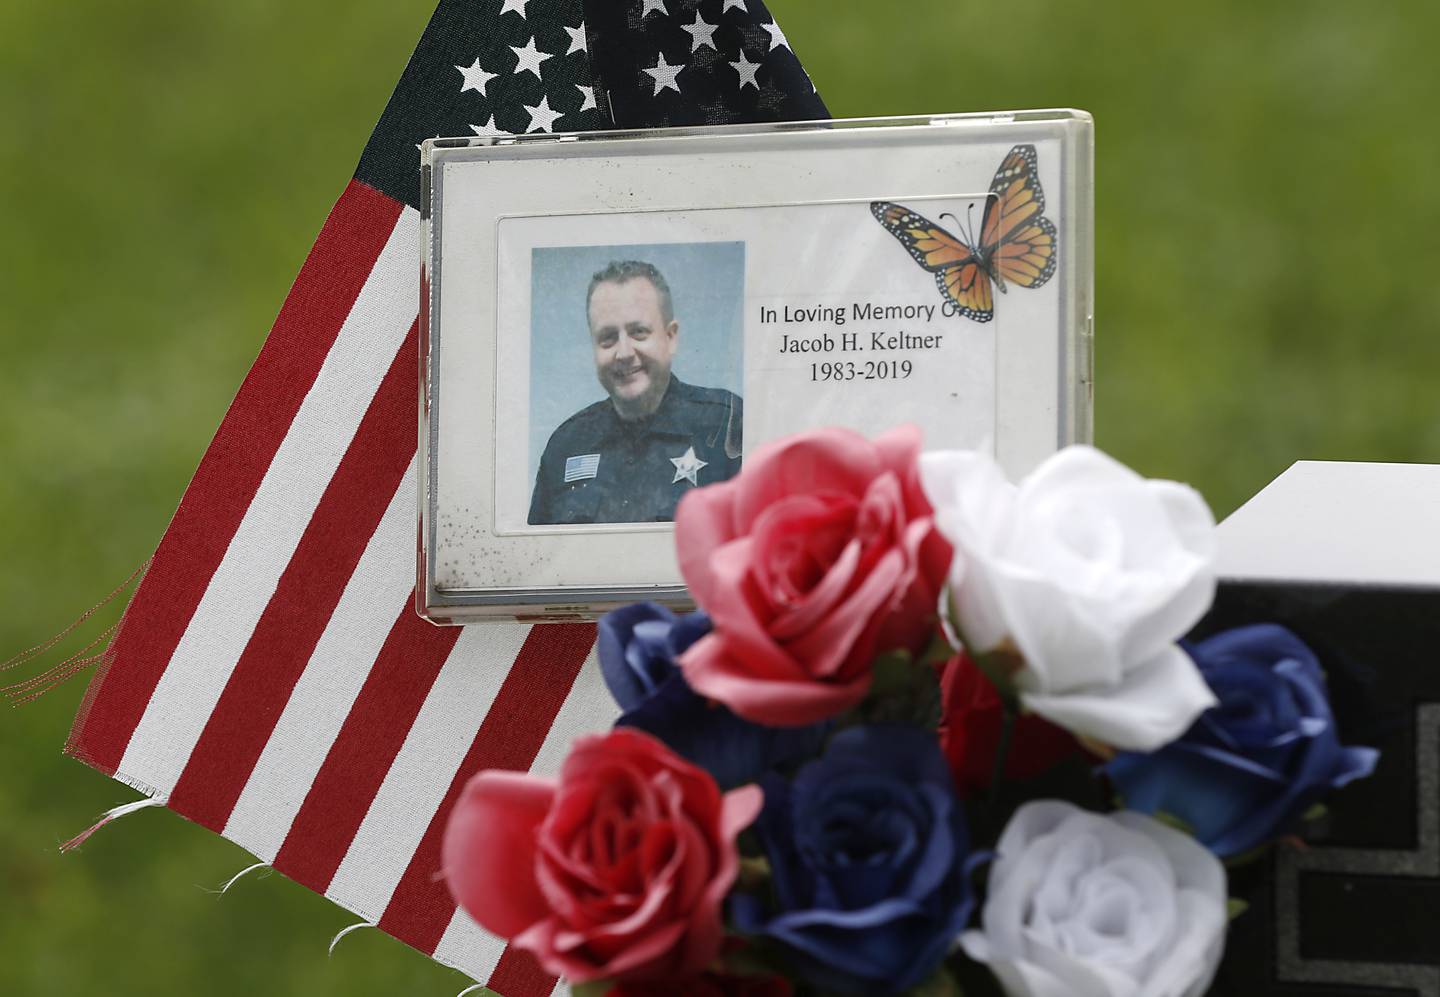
[441,728,762,984]
[675,425,950,726]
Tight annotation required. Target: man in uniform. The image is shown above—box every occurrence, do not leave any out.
[528,260,743,525]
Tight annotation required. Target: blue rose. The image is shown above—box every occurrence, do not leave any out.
[730,726,976,995]
[598,602,827,789]
[1106,623,1379,857]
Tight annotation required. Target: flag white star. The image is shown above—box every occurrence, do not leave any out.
[575,83,597,112]
[681,13,720,52]
[761,20,790,52]
[670,446,708,486]
[455,58,498,96]
[469,115,513,137]
[643,53,684,95]
[721,0,747,11]
[524,95,564,132]
[500,0,527,16]
[510,37,551,80]
[563,24,588,55]
[640,0,668,18]
[731,52,761,90]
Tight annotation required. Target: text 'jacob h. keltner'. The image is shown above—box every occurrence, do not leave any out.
[762,301,949,354]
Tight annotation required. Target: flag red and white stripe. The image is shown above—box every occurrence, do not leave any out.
[67,182,614,994]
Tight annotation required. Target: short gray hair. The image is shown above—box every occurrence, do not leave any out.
[585,260,674,325]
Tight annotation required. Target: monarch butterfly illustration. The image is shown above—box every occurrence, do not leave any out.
[871,144,1058,323]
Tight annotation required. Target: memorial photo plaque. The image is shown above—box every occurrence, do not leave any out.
[420,111,1094,621]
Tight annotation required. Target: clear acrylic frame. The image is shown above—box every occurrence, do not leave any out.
[419,110,1093,623]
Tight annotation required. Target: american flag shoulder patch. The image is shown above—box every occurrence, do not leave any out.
[564,453,601,483]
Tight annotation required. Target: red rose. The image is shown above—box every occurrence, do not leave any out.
[441,729,762,984]
[939,653,1084,793]
[675,425,950,726]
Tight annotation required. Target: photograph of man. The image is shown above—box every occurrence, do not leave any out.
[528,259,743,525]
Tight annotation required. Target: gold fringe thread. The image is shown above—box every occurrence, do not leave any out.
[1,560,148,707]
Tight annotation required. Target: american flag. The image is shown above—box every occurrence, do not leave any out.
[61,1,826,994]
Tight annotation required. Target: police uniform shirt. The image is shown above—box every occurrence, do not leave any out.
[528,377,743,525]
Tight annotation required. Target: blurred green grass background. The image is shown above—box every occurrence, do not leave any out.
[2,1,1437,994]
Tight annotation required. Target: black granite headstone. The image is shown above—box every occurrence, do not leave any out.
[1202,580,1440,997]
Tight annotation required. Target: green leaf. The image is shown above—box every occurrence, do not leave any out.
[970,648,1022,712]
[1222,840,1274,869]
[917,630,956,668]
[737,855,771,891]
[1227,898,1250,921]
[718,947,775,979]
[904,963,965,997]
[1151,810,1196,837]
[870,649,917,697]
[845,647,944,730]
[1302,803,1329,824]
[570,980,613,997]
[716,936,793,979]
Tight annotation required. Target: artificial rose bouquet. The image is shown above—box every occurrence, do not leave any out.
[442,427,1379,996]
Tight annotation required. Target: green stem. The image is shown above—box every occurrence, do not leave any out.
[985,704,1017,839]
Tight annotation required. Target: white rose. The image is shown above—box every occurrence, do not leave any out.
[919,445,1218,751]
[962,801,1227,997]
